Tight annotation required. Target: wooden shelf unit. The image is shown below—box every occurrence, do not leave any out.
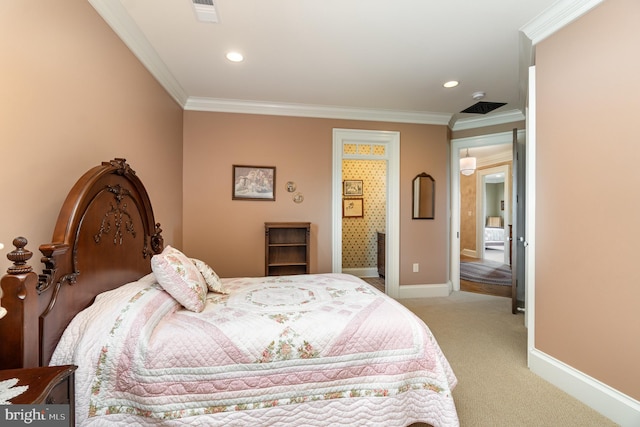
[265,222,310,276]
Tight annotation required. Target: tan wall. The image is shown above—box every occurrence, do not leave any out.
[0,1,184,272]
[536,0,640,399]
[183,111,449,284]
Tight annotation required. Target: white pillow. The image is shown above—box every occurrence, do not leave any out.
[151,245,208,312]
[191,258,228,295]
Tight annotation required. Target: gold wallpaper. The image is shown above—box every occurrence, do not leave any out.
[342,160,386,268]
[460,172,477,252]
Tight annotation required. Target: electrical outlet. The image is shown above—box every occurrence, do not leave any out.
[412,263,419,273]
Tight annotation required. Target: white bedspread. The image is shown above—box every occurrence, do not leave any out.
[484,227,505,244]
[51,273,458,426]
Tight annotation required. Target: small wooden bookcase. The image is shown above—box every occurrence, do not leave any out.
[265,222,310,276]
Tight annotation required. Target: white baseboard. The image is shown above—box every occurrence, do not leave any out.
[341,267,378,278]
[461,249,477,258]
[341,269,451,299]
[397,282,451,299]
[529,349,640,426]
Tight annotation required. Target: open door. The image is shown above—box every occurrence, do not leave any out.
[511,128,526,314]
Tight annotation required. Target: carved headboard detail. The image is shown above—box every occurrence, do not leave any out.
[0,158,164,369]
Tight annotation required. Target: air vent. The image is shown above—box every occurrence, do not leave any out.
[460,101,506,114]
[192,0,218,23]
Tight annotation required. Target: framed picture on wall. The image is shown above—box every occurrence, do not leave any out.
[343,198,364,218]
[343,180,363,196]
[232,165,276,201]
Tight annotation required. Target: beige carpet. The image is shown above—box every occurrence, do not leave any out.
[400,292,617,427]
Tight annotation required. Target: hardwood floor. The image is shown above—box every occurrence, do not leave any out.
[361,256,511,299]
[460,254,511,298]
[361,276,385,293]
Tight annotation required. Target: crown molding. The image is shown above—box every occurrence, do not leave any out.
[521,0,605,45]
[451,109,525,131]
[184,97,452,125]
[89,0,188,106]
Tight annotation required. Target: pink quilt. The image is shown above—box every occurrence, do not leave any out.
[51,273,458,426]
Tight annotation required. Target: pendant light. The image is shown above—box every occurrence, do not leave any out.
[460,148,476,176]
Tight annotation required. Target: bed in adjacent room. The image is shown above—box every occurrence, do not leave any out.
[484,216,505,249]
[0,159,459,426]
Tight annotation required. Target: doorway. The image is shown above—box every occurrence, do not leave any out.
[477,164,510,265]
[458,146,512,298]
[332,129,400,298]
[341,159,387,292]
[450,131,523,293]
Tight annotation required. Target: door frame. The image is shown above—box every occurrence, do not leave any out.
[476,164,511,263]
[450,130,523,291]
[332,128,400,298]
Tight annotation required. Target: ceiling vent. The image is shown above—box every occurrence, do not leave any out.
[460,101,506,114]
[192,0,219,23]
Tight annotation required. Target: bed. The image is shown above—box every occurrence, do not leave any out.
[0,159,458,426]
[484,216,505,248]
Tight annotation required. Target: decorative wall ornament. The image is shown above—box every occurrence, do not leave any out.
[293,192,304,203]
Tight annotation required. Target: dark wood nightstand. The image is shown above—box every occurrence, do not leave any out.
[0,365,76,425]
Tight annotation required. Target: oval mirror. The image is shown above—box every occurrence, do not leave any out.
[412,172,435,219]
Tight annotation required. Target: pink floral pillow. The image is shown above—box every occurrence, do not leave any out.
[151,245,208,312]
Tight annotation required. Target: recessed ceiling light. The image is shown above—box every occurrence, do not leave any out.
[226,52,244,62]
[443,80,459,88]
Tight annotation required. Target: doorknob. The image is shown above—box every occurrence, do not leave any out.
[518,237,529,247]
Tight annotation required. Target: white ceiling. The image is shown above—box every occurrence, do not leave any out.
[90,0,597,128]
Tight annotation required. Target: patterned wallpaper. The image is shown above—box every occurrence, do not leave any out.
[342,160,387,268]
[460,172,477,252]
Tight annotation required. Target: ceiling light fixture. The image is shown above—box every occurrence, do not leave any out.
[443,80,459,88]
[460,148,476,176]
[226,52,244,62]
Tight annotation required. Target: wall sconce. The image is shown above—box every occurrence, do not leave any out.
[460,148,476,176]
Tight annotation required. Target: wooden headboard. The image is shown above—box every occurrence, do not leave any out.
[0,159,163,369]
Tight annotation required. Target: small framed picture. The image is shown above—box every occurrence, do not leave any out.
[232,165,276,201]
[343,198,364,218]
[343,180,363,196]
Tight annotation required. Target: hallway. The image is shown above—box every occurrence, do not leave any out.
[460,253,511,298]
